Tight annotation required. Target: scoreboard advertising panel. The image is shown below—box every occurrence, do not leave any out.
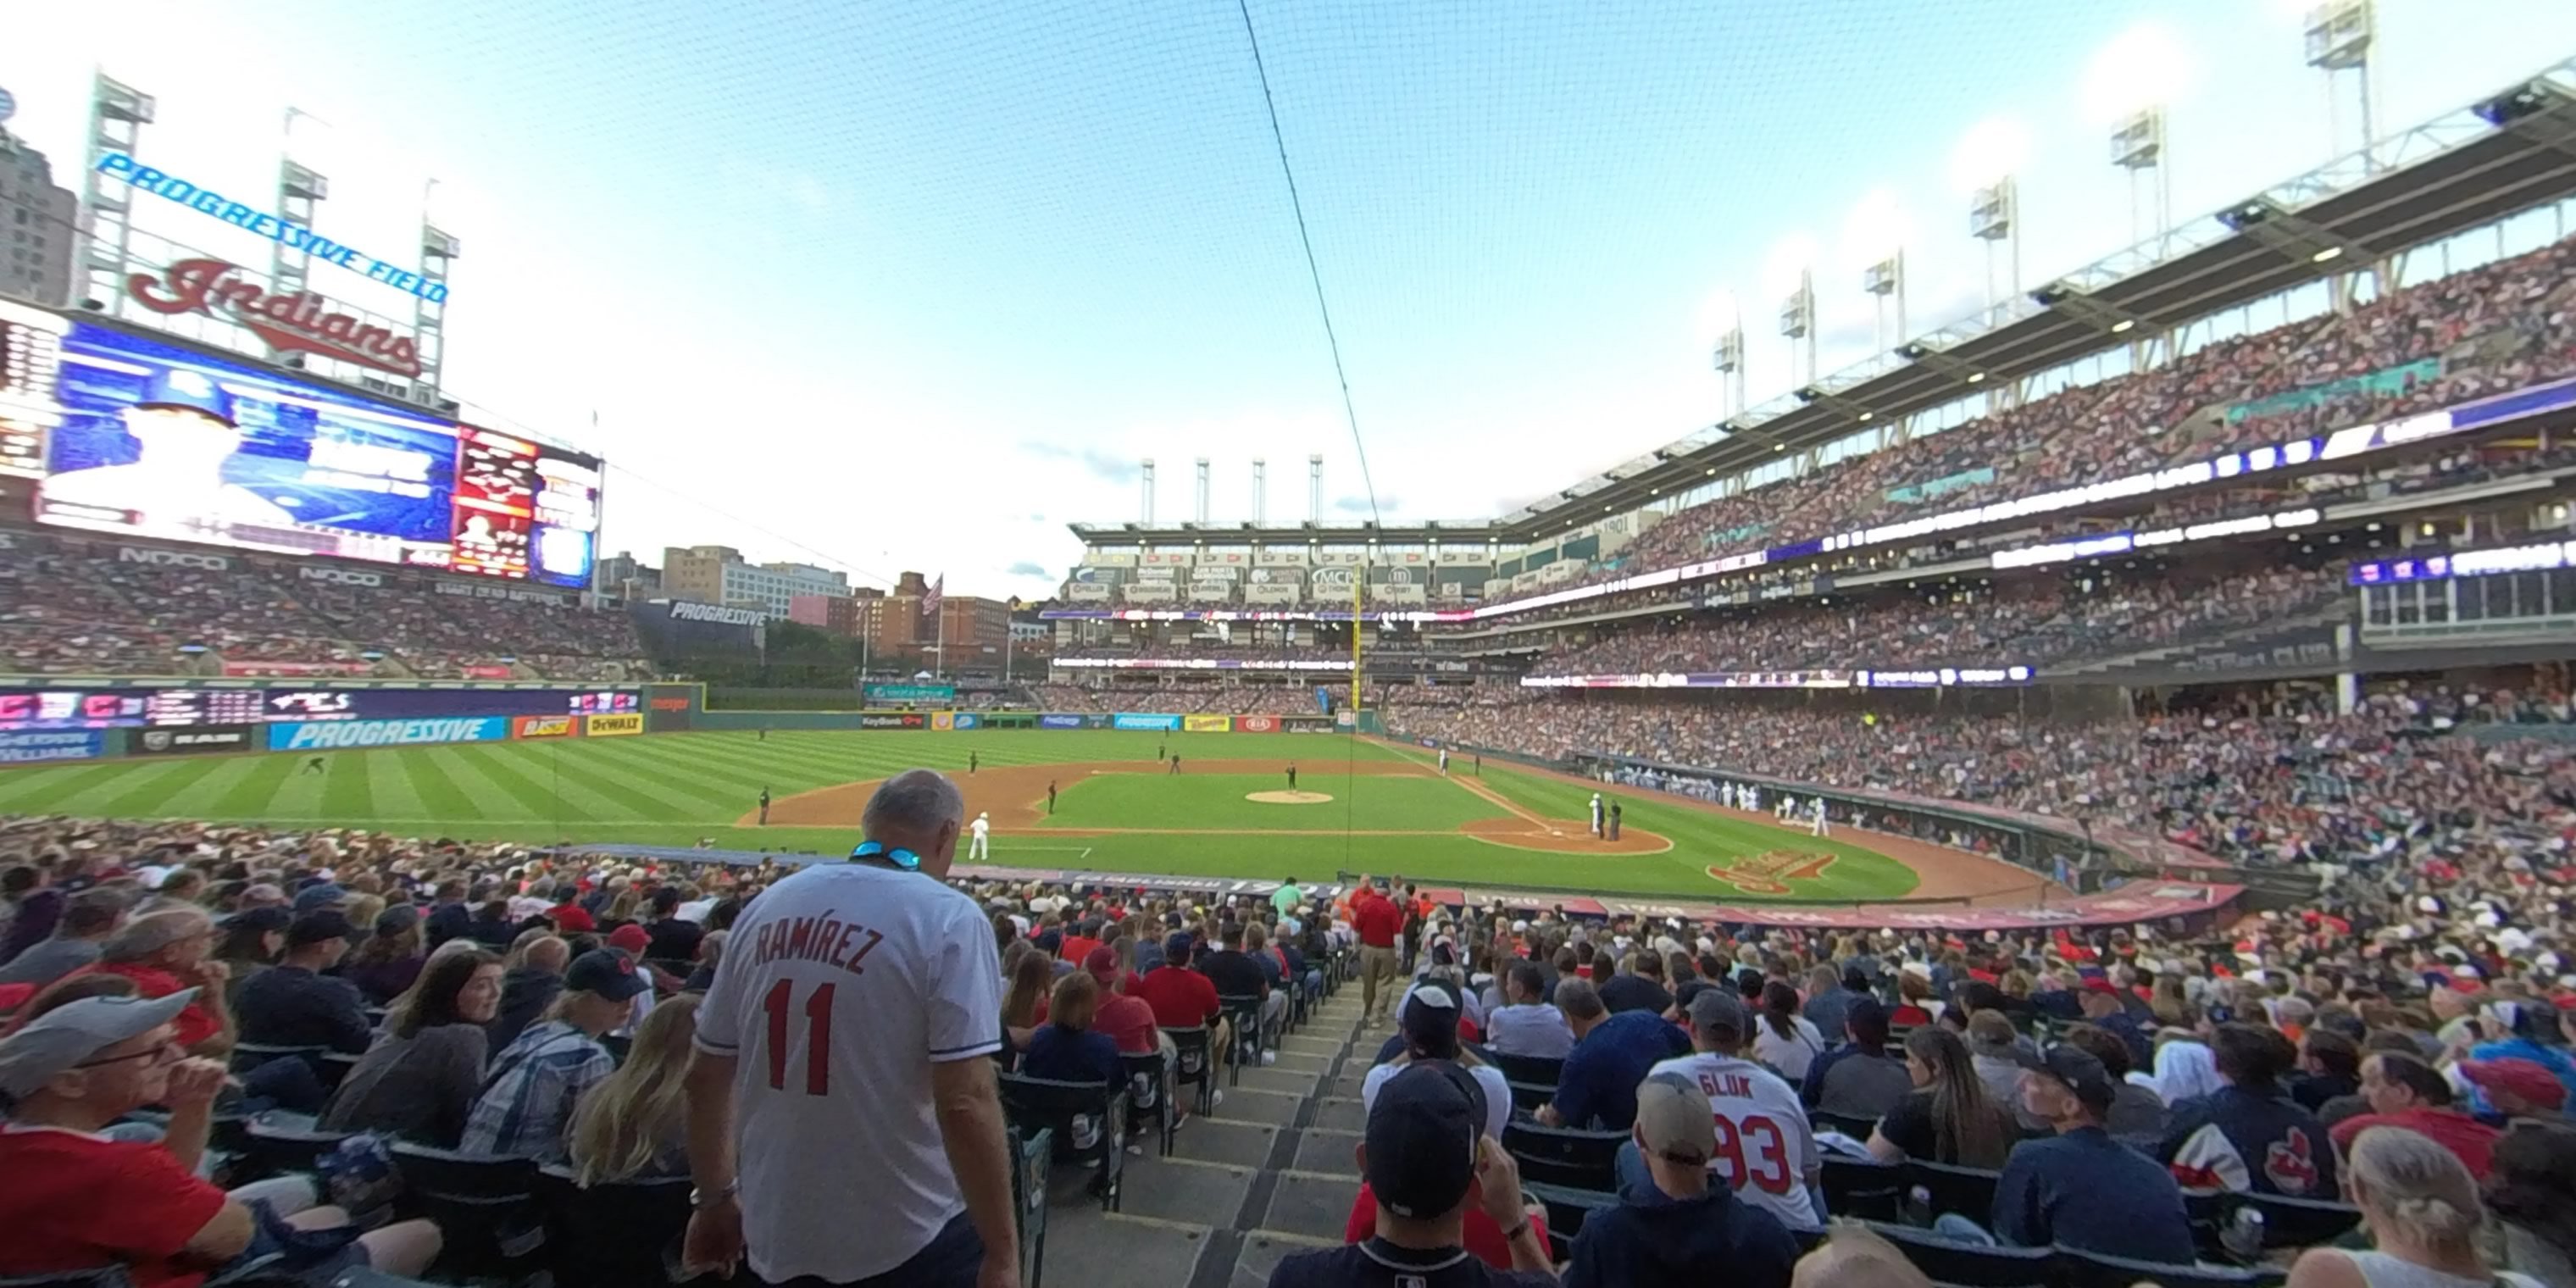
[0,687,639,732]
[3,316,601,587]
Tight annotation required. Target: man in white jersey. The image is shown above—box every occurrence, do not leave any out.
[968,812,991,863]
[1641,989,1823,1231]
[682,769,1018,1288]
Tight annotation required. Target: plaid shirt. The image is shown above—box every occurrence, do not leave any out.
[460,1020,613,1161]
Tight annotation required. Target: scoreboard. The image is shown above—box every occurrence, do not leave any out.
[0,686,639,731]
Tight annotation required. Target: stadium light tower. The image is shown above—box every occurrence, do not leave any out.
[1140,458,1155,525]
[2306,0,2379,169]
[1194,457,1210,525]
[1778,269,1816,389]
[1969,179,2019,315]
[1307,453,1323,525]
[1862,252,1906,355]
[1711,326,1746,419]
[2111,108,2170,249]
[1252,458,1267,525]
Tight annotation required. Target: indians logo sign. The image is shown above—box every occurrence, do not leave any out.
[1705,850,1839,896]
[128,258,424,378]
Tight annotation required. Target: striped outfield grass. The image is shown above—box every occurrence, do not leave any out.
[0,730,1923,901]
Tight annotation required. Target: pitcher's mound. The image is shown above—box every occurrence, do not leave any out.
[1246,790,1334,804]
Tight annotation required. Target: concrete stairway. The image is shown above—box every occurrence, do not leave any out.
[1030,984,1397,1288]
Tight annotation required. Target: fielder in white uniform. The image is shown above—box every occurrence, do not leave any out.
[968,811,991,862]
[1589,792,1605,836]
[1438,747,1450,774]
[1809,798,1829,837]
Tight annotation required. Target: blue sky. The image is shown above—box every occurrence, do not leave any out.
[6,1,2572,597]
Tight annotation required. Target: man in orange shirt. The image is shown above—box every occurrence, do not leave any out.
[1351,881,1404,1025]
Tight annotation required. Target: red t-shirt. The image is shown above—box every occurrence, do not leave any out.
[72,963,218,1050]
[1059,935,1102,965]
[0,1124,229,1288]
[1342,1180,1546,1270]
[1352,895,1402,948]
[1133,965,1221,1030]
[1096,993,1161,1056]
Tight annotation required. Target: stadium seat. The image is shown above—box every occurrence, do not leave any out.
[1904,1159,2003,1224]
[533,1166,708,1288]
[227,1042,326,1076]
[1215,994,1266,1084]
[1811,1110,1881,1141]
[1820,1153,1905,1223]
[1863,1221,2056,1287]
[1009,1126,1052,1288]
[315,1051,361,1096]
[387,1142,545,1280]
[1161,1024,1216,1115]
[1121,1051,1178,1156]
[998,1071,1127,1213]
[2223,1191,2365,1253]
[2055,1246,2286,1288]
[236,1114,353,1184]
[1477,1048,1564,1090]
[0,1269,136,1288]
[1500,1120,1626,1191]
[1519,1180,1613,1261]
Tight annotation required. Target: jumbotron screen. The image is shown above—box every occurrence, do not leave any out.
[15,319,600,588]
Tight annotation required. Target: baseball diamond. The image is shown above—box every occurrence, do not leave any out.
[0,728,2057,903]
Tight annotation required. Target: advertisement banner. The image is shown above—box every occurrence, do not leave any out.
[269,717,508,750]
[1082,713,1114,730]
[1283,716,1338,734]
[464,664,515,680]
[1236,715,1280,733]
[260,688,640,723]
[858,713,927,730]
[1039,713,1085,730]
[1182,714,1231,733]
[863,682,957,706]
[133,724,255,755]
[0,730,106,763]
[952,713,981,730]
[930,712,956,731]
[1114,713,1181,731]
[225,660,376,678]
[584,713,644,737]
[515,715,574,739]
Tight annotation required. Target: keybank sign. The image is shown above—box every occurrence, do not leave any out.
[94,153,451,304]
[269,717,508,750]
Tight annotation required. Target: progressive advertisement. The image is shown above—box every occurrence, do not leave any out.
[132,724,256,755]
[0,686,636,730]
[33,320,601,587]
[1039,714,1085,730]
[1113,713,1180,731]
[268,717,509,750]
[0,730,106,763]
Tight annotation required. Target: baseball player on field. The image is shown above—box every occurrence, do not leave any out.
[969,811,991,861]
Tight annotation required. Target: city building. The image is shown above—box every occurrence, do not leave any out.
[788,592,863,636]
[594,550,661,602]
[0,119,75,306]
[661,544,851,619]
[935,596,1012,656]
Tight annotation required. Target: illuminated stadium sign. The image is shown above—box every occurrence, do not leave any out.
[126,259,421,378]
[2349,539,2576,585]
[92,152,450,303]
[1518,666,2031,691]
[29,320,600,587]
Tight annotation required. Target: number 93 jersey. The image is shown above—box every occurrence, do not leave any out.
[694,862,1003,1283]
[1644,1051,1824,1231]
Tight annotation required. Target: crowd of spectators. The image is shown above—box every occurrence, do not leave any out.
[0,529,652,680]
[1535,234,2576,606]
[1033,680,1358,714]
[6,741,2576,1285]
[1530,560,2342,676]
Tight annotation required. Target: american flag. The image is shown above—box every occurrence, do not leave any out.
[921,574,944,619]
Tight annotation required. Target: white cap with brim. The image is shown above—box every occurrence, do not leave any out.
[0,989,199,1100]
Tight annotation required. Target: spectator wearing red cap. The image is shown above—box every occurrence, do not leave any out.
[1085,947,1158,1057]
[2461,1058,2568,1122]
[547,902,595,935]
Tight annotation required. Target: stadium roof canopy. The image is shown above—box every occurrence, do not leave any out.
[1072,62,2576,552]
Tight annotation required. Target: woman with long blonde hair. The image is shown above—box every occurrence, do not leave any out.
[567,993,700,1186]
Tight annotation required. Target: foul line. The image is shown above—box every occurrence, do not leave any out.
[1379,741,1554,829]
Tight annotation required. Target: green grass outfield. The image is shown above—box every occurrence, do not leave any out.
[0,730,1921,902]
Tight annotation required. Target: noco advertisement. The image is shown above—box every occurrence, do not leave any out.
[0,686,639,732]
[20,319,602,587]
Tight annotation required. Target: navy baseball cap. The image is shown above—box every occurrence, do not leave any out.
[564,949,652,1002]
[1365,1062,1487,1219]
[1163,932,1193,962]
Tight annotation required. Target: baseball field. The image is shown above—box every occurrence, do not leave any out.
[0,730,2047,902]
